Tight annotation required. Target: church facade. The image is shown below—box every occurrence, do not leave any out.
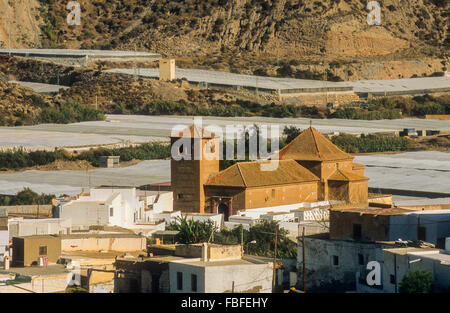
[170,126,369,220]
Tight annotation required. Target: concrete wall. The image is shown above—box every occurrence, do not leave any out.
[204,262,273,293]
[0,230,8,255]
[169,262,206,293]
[329,210,391,242]
[169,260,273,293]
[61,236,146,252]
[140,269,170,293]
[280,91,360,106]
[0,274,70,293]
[12,236,62,267]
[8,218,71,239]
[1,205,53,217]
[60,202,109,227]
[175,244,242,260]
[382,249,450,293]
[184,214,223,230]
[390,213,450,246]
[89,271,115,293]
[297,237,391,292]
[62,188,141,228]
[90,188,139,227]
[294,208,329,221]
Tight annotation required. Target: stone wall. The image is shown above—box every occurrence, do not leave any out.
[281,92,360,107]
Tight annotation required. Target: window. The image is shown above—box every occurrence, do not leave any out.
[177,194,184,200]
[191,274,197,292]
[390,274,396,284]
[39,246,47,256]
[358,254,364,265]
[272,189,276,198]
[418,227,426,241]
[353,224,362,240]
[177,272,183,290]
[333,255,339,266]
[110,207,114,217]
[209,142,215,154]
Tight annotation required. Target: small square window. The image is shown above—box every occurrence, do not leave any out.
[333,255,339,266]
[418,227,426,241]
[177,272,183,290]
[358,254,364,265]
[353,224,362,240]
[390,274,396,284]
[177,194,184,200]
[191,274,197,292]
[39,246,47,256]
[209,142,215,154]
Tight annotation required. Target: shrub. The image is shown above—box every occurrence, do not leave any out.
[399,270,433,293]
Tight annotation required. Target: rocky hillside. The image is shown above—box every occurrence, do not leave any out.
[0,78,48,126]
[0,0,448,80]
[0,0,42,49]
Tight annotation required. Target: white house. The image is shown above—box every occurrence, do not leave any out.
[0,209,8,258]
[8,218,71,239]
[58,187,142,229]
[183,213,224,230]
[381,242,450,293]
[57,187,177,233]
[169,243,273,293]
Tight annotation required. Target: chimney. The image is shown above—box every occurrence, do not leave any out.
[201,242,208,262]
[4,256,10,270]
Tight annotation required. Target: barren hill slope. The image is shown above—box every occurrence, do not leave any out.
[0,0,448,80]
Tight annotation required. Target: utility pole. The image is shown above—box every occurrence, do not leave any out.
[241,226,244,255]
[302,227,306,293]
[272,227,278,293]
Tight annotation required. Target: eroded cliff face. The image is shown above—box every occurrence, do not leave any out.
[0,0,43,49]
[0,0,448,80]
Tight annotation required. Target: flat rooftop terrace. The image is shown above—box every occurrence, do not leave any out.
[106,68,353,93]
[0,265,69,277]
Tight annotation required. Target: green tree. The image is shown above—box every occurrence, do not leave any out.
[399,270,433,293]
[166,217,217,244]
[283,126,301,145]
[246,220,297,258]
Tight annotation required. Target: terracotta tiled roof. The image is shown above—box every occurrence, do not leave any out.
[170,124,217,139]
[279,127,353,161]
[328,169,369,181]
[352,162,366,169]
[206,159,319,188]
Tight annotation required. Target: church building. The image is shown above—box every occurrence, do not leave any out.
[170,125,369,220]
